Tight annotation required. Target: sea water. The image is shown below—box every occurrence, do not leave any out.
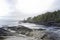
[0,19,19,27]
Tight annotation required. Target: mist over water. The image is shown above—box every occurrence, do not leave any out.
[0,19,19,27]
[0,0,59,27]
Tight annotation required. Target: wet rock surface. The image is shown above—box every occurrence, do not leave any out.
[0,25,60,40]
[41,31,60,40]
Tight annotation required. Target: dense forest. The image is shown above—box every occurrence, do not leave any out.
[26,10,60,26]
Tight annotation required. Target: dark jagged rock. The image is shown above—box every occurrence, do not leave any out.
[41,31,60,40]
[3,25,33,36]
[0,28,13,36]
[0,28,9,36]
[15,26,33,36]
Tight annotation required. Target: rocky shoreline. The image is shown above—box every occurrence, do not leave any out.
[28,22,60,27]
[0,25,60,40]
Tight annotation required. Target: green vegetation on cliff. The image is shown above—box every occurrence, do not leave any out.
[27,10,60,26]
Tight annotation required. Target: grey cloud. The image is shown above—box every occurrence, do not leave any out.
[3,0,60,20]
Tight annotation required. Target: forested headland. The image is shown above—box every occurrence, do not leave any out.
[26,10,60,26]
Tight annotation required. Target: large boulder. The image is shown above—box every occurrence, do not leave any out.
[0,28,13,36]
[41,31,60,40]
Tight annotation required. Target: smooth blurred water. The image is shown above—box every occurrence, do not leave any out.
[19,23,46,29]
[0,19,19,27]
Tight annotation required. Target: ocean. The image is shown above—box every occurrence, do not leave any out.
[0,19,19,27]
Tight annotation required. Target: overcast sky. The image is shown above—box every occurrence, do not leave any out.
[0,0,60,20]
